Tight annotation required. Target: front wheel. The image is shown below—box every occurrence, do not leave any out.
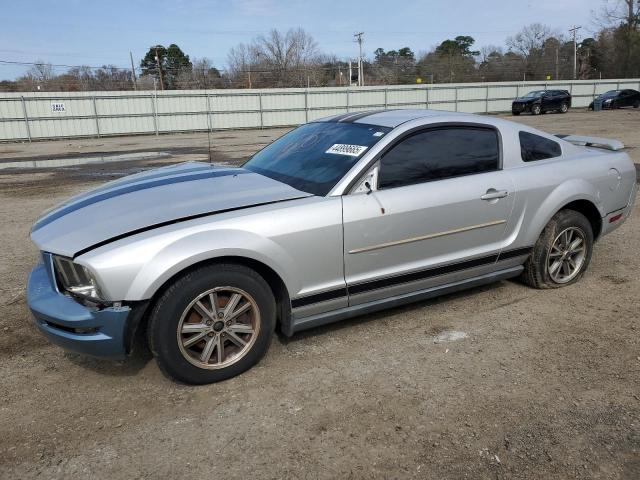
[148,263,276,384]
[531,104,541,115]
[521,210,594,289]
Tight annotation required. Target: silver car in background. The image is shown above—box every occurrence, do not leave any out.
[27,109,637,384]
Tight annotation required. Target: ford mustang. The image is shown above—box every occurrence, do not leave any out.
[27,109,637,384]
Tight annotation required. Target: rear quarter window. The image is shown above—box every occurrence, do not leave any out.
[519,131,562,162]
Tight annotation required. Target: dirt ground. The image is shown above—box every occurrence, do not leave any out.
[0,109,639,479]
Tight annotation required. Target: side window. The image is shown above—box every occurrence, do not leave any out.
[378,127,500,190]
[519,131,562,162]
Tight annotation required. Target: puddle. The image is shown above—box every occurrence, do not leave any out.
[0,151,171,170]
[432,330,468,344]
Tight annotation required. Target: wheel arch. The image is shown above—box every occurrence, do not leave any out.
[558,199,602,240]
[523,179,604,246]
[136,255,293,346]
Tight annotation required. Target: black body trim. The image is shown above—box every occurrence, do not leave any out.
[72,196,310,259]
[496,246,533,261]
[290,246,534,308]
[290,266,524,335]
[290,287,349,309]
[348,252,500,295]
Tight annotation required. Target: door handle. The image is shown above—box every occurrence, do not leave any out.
[481,189,509,201]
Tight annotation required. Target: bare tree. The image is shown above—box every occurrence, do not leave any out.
[506,23,557,78]
[227,28,320,88]
[598,0,640,76]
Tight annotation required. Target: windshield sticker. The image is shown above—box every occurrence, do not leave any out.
[326,144,368,157]
[373,131,385,137]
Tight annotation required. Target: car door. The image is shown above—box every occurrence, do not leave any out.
[342,125,515,306]
[542,92,555,110]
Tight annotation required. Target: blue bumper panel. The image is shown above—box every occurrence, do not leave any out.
[27,263,131,359]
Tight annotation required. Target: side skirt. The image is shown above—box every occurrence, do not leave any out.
[289,265,523,334]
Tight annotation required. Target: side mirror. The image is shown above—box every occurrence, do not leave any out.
[352,165,379,195]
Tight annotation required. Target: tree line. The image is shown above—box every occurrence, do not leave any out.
[1,0,638,92]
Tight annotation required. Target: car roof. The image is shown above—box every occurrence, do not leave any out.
[315,109,472,128]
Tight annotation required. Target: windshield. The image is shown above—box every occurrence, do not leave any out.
[244,122,392,195]
[600,90,620,97]
[523,90,546,98]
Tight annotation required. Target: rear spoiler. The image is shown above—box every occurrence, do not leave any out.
[555,134,624,151]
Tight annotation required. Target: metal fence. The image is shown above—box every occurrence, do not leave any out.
[1,78,639,142]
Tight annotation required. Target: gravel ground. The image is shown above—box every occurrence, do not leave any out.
[0,109,639,479]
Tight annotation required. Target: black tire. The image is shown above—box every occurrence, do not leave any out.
[148,263,276,384]
[531,104,541,115]
[560,102,569,113]
[633,100,640,108]
[521,210,594,289]
[512,111,521,116]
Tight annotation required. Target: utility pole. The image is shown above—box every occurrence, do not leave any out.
[569,26,581,80]
[354,32,364,86]
[129,51,138,90]
[154,46,164,91]
[555,47,559,80]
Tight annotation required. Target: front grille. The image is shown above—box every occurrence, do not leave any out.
[512,103,524,112]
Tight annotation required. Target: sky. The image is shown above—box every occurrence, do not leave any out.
[1,0,606,80]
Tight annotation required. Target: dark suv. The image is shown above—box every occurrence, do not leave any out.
[512,90,572,115]
[588,89,640,110]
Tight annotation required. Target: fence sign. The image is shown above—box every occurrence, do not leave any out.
[51,102,65,113]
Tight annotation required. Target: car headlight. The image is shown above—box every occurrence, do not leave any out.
[52,255,104,301]
[604,98,612,103]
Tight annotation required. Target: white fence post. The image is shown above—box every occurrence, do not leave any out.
[346,88,350,112]
[20,95,31,142]
[304,89,309,122]
[92,96,100,137]
[151,93,158,135]
[485,85,489,113]
[258,92,264,129]
[206,92,213,132]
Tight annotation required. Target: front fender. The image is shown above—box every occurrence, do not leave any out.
[128,229,296,300]
[78,228,298,302]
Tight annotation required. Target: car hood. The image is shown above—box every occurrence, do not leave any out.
[514,97,536,103]
[31,162,312,257]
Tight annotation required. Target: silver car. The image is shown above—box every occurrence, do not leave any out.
[27,109,637,384]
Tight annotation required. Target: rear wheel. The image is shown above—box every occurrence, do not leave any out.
[521,210,593,289]
[560,102,569,113]
[148,263,276,384]
[633,99,640,108]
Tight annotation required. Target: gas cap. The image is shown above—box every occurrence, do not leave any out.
[608,168,622,191]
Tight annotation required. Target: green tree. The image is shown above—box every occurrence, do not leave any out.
[140,44,192,89]
[435,36,480,57]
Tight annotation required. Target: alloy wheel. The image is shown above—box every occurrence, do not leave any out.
[177,287,260,369]
[546,227,587,284]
